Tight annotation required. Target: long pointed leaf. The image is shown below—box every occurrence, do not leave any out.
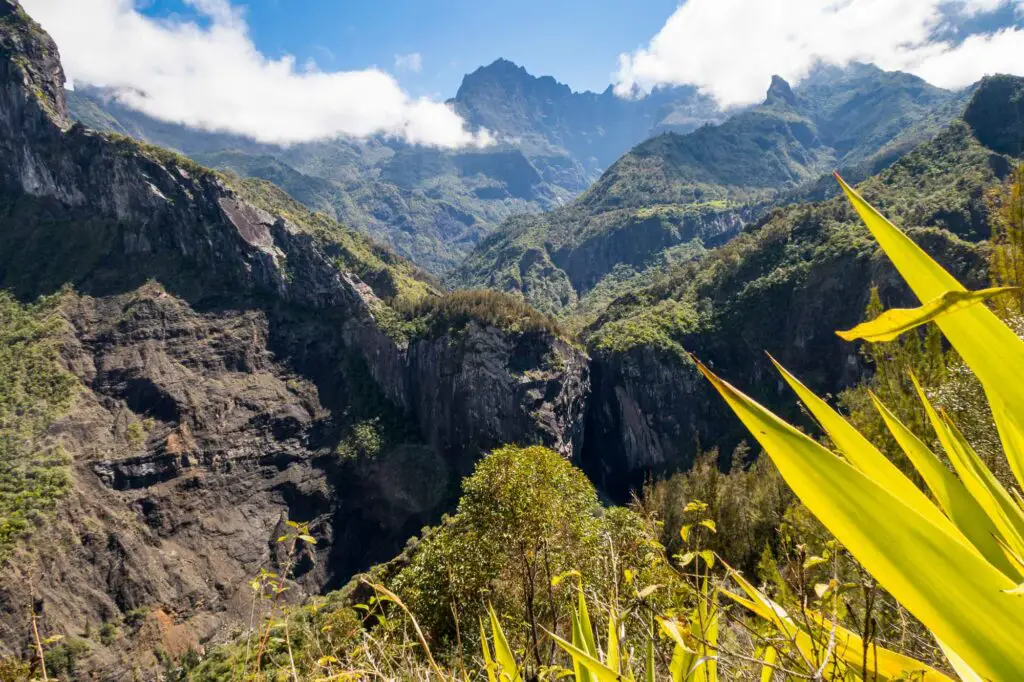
[757,645,777,682]
[770,355,954,535]
[488,605,521,682]
[696,358,1024,679]
[480,617,499,682]
[724,575,955,681]
[548,629,626,682]
[607,609,620,674]
[572,609,594,682]
[837,287,1018,342]
[836,172,1024,489]
[910,374,1024,563]
[577,587,598,658]
[871,391,1021,579]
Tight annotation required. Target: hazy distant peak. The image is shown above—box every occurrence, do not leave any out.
[765,75,797,106]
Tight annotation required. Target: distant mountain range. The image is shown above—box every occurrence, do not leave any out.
[67,57,971,310]
[67,59,725,274]
[455,63,966,316]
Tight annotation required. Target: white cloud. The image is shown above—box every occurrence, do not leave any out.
[23,0,491,148]
[614,0,1024,108]
[394,52,423,74]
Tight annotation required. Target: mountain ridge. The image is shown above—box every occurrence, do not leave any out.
[64,58,727,274]
[455,65,962,315]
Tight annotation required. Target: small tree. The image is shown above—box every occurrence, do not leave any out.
[393,445,604,666]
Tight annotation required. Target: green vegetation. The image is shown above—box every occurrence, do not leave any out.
[104,132,215,179]
[334,419,383,460]
[392,289,565,341]
[584,118,1004,361]
[178,437,955,680]
[457,66,960,317]
[0,291,77,556]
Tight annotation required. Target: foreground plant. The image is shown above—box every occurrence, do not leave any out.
[698,172,1024,679]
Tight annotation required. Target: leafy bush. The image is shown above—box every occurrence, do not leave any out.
[391,446,604,645]
[334,419,382,460]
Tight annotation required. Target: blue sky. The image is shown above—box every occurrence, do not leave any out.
[139,0,682,97]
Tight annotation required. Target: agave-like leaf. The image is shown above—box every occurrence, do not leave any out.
[836,172,1024,490]
[572,608,595,682]
[836,287,1019,343]
[488,605,521,682]
[695,581,718,682]
[909,374,1024,562]
[769,355,956,535]
[936,638,985,682]
[480,617,499,682]
[871,391,1021,579]
[578,587,598,657]
[757,645,777,682]
[722,570,846,676]
[695,358,1024,679]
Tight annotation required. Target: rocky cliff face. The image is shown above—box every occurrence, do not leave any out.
[0,2,587,673]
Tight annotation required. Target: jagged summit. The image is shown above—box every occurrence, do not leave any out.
[765,74,797,106]
[454,57,574,102]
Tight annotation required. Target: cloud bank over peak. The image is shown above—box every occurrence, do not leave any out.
[23,0,492,148]
[614,0,1024,107]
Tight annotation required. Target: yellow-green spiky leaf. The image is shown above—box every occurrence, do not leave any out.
[871,391,1021,579]
[548,628,627,682]
[769,355,955,535]
[725,570,955,681]
[480,617,499,682]
[695,358,1024,679]
[487,605,521,682]
[607,609,620,675]
[836,287,1018,342]
[836,172,1024,490]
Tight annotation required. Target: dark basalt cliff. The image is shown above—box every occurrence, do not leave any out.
[0,1,587,672]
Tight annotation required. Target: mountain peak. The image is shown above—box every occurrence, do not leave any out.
[455,58,574,104]
[481,58,527,74]
[765,75,797,106]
